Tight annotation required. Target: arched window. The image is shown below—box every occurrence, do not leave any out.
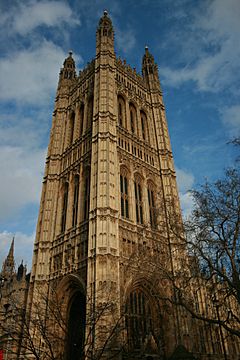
[79,103,84,137]
[148,185,157,229]
[134,177,143,224]
[125,289,153,350]
[72,175,79,227]
[140,111,148,142]
[118,95,126,127]
[120,172,129,219]
[83,175,90,220]
[69,111,75,145]
[86,97,93,131]
[129,103,137,134]
[119,103,123,126]
[61,182,69,232]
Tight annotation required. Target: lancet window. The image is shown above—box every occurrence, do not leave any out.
[129,103,137,134]
[69,111,75,145]
[83,175,90,220]
[86,97,93,131]
[118,95,126,128]
[125,289,153,350]
[72,175,79,227]
[61,181,69,233]
[134,176,143,224]
[148,185,157,229]
[120,170,129,219]
[140,111,148,142]
[79,103,84,137]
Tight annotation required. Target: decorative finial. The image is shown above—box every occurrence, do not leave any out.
[103,10,108,16]
[145,45,149,51]
[68,50,73,57]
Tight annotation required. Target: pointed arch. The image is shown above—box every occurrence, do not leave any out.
[83,171,90,220]
[72,174,80,227]
[69,111,75,145]
[147,180,157,229]
[56,274,86,360]
[120,165,130,219]
[118,95,126,128]
[134,173,144,224]
[61,181,69,233]
[129,103,137,135]
[140,110,149,142]
[86,96,93,131]
[124,280,165,357]
[79,102,85,137]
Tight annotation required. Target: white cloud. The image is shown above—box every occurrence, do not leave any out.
[176,168,195,217]
[115,28,136,54]
[0,231,34,270]
[0,145,46,220]
[221,105,240,135]
[0,1,80,36]
[176,168,194,193]
[0,41,66,105]
[179,192,194,218]
[161,0,240,93]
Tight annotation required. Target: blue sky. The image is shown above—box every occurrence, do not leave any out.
[0,0,239,269]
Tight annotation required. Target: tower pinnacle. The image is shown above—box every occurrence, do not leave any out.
[1,237,15,279]
[142,46,160,87]
[96,10,114,46]
[58,51,76,84]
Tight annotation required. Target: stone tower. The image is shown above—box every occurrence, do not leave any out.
[27,11,190,360]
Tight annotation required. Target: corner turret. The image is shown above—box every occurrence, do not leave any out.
[142,46,160,90]
[96,10,114,53]
[58,51,77,85]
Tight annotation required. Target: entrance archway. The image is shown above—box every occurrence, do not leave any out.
[66,291,86,360]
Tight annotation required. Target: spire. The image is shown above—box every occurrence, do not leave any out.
[142,46,158,78]
[58,51,76,84]
[98,10,113,36]
[1,237,15,279]
[17,260,26,281]
[96,10,114,50]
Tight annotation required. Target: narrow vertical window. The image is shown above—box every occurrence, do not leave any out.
[129,103,137,134]
[61,182,69,232]
[69,112,75,144]
[87,97,93,130]
[135,181,143,224]
[72,175,79,227]
[79,103,84,137]
[148,188,156,228]
[120,174,129,219]
[84,175,90,220]
[130,110,135,133]
[141,116,145,140]
[118,102,123,127]
[140,111,148,142]
[118,96,126,128]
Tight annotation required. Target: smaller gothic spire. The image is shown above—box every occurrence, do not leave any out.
[1,237,15,279]
[142,46,160,88]
[59,51,76,83]
[17,261,26,281]
[96,10,114,44]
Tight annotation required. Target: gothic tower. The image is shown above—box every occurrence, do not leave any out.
[27,11,189,360]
